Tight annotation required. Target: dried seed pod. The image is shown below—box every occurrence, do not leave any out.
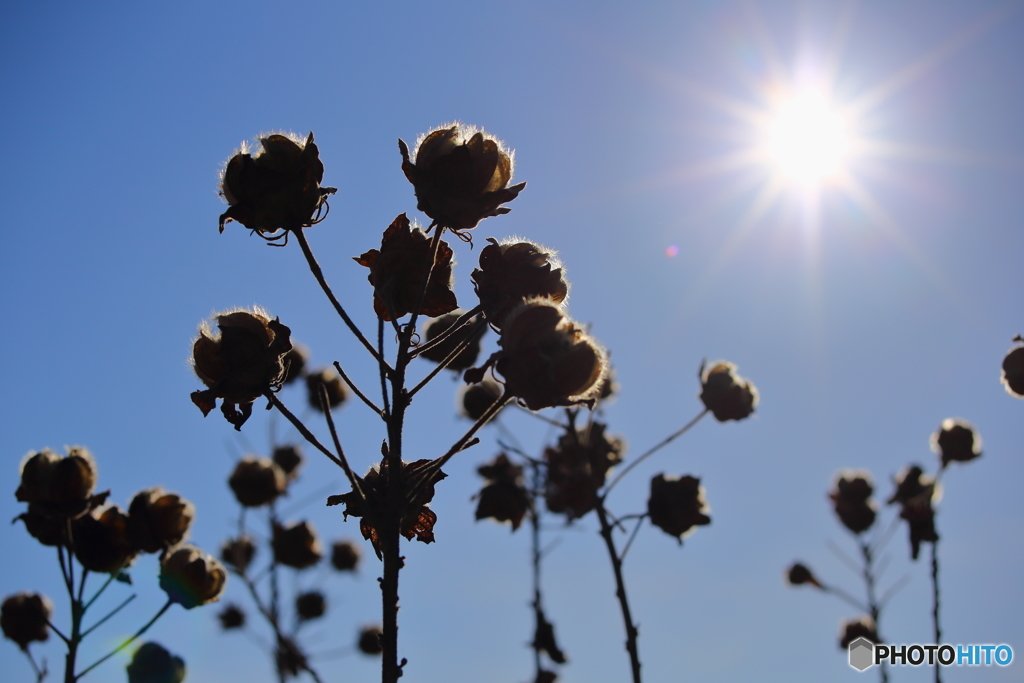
[15,504,68,546]
[489,300,606,411]
[471,238,569,329]
[829,470,877,535]
[1002,342,1024,397]
[217,604,246,630]
[126,642,186,683]
[418,311,485,371]
[271,521,322,570]
[459,378,505,421]
[931,418,981,468]
[329,457,447,559]
[474,454,530,531]
[888,465,939,560]
[1,592,52,650]
[355,214,458,321]
[281,344,309,386]
[272,445,304,481]
[190,307,293,430]
[127,488,194,554]
[357,625,383,655]
[305,368,348,413]
[220,536,257,573]
[219,132,336,239]
[295,591,326,621]
[545,423,624,520]
[647,474,711,542]
[330,540,361,572]
[228,457,286,508]
[159,545,227,609]
[16,447,101,519]
[398,123,525,233]
[785,562,823,589]
[839,616,879,649]
[699,360,758,422]
[73,505,137,574]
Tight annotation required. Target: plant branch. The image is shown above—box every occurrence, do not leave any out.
[75,599,173,680]
[333,361,383,416]
[604,409,709,496]
[595,502,642,683]
[265,392,345,471]
[292,227,388,369]
[409,305,483,359]
[407,318,486,398]
[931,540,942,683]
[80,594,136,639]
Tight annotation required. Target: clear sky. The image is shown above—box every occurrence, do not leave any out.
[2,1,1023,682]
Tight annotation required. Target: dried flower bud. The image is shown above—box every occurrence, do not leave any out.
[219,132,336,240]
[159,545,227,609]
[295,591,326,621]
[931,418,981,468]
[272,445,304,481]
[1002,342,1024,397]
[471,238,569,329]
[126,642,186,683]
[357,625,383,656]
[328,456,447,559]
[281,344,309,385]
[888,465,939,560]
[220,536,257,573]
[217,604,246,630]
[271,521,322,570]
[459,379,506,421]
[355,214,458,321]
[785,562,823,589]
[399,124,526,233]
[596,365,619,404]
[474,454,529,531]
[1,592,51,650]
[488,300,606,411]
[229,457,286,508]
[699,361,758,422]
[190,308,293,430]
[127,488,194,554]
[647,474,711,542]
[305,368,348,413]
[839,616,879,649]
[545,423,624,520]
[330,540,361,572]
[532,607,567,664]
[16,504,68,546]
[829,470,877,535]
[73,505,137,574]
[16,447,100,519]
[418,311,485,371]
[276,637,307,678]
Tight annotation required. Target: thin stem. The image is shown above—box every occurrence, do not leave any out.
[265,393,345,471]
[269,505,285,683]
[409,305,483,359]
[529,463,545,681]
[80,594,136,639]
[292,227,388,369]
[931,540,942,683]
[819,584,869,613]
[604,409,709,496]
[26,647,47,683]
[333,361,383,416]
[46,620,70,645]
[859,541,889,683]
[595,503,642,683]
[82,571,119,612]
[407,318,486,398]
[317,383,365,503]
[513,405,569,429]
[378,318,391,418]
[619,515,648,562]
[75,600,173,680]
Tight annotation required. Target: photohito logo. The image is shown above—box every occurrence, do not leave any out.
[848,639,1013,671]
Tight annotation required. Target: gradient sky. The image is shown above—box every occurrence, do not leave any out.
[2,1,1023,682]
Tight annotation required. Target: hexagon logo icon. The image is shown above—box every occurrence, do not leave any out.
[848,637,875,671]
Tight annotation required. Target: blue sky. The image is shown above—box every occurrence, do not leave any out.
[2,1,1023,681]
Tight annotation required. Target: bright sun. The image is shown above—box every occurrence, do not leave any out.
[767,88,851,187]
